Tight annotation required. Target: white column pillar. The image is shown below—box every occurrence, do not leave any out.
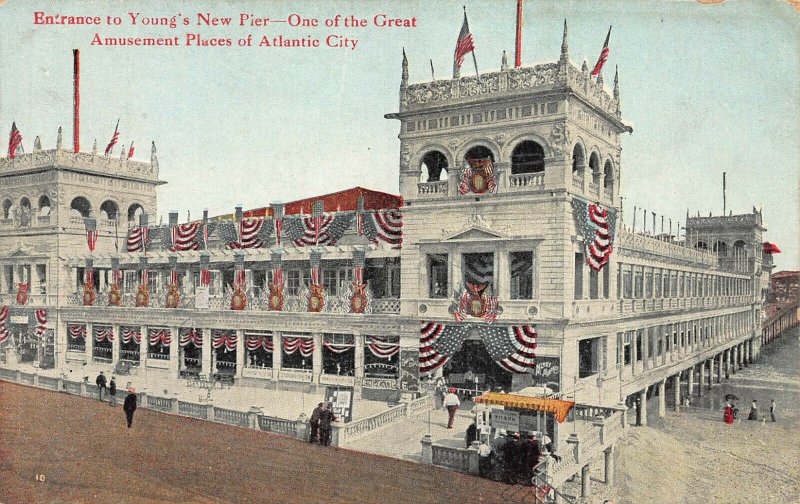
[354,334,365,381]
[201,328,211,376]
[272,331,282,376]
[85,322,94,363]
[657,379,666,418]
[235,329,245,378]
[139,325,148,369]
[169,326,180,377]
[312,333,323,384]
[112,323,121,365]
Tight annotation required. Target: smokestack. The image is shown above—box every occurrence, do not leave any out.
[514,0,523,67]
[73,49,80,153]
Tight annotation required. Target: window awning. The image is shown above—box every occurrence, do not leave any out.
[475,392,576,423]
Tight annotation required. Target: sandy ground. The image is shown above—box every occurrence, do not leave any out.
[0,380,539,504]
[559,328,800,504]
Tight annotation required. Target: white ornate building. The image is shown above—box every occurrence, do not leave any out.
[0,24,772,435]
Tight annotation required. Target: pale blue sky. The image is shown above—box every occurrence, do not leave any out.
[1,0,798,269]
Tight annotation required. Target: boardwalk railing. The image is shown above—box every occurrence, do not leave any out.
[0,366,431,448]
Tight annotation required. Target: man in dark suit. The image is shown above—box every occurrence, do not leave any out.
[123,388,138,428]
[309,402,323,443]
[95,372,107,401]
[318,402,337,446]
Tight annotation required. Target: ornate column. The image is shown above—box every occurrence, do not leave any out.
[312,333,323,384]
[637,388,647,426]
[235,329,245,378]
[111,323,120,365]
[354,333,365,382]
[169,326,179,376]
[201,327,211,376]
[85,321,94,363]
[698,361,705,397]
[673,373,681,412]
[139,324,148,369]
[657,379,666,418]
[272,331,282,375]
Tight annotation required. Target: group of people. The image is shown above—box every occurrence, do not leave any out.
[471,427,554,485]
[96,371,138,428]
[308,402,337,446]
[724,399,777,424]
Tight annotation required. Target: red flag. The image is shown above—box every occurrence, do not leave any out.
[453,11,475,75]
[128,141,135,158]
[104,119,120,155]
[591,26,612,76]
[763,242,781,254]
[8,122,22,159]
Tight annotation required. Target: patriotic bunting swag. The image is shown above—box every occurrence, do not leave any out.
[34,309,46,339]
[170,222,201,251]
[572,198,616,271]
[366,336,399,358]
[68,324,87,341]
[323,334,355,354]
[245,333,273,352]
[281,213,355,247]
[458,158,497,195]
[121,327,142,344]
[419,322,538,375]
[212,330,237,351]
[218,219,273,249]
[360,209,403,248]
[283,336,314,357]
[0,306,10,344]
[126,226,150,253]
[148,328,171,346]
[179,328,203,347]
[95,326,115,343]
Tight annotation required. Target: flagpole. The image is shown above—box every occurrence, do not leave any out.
[464,6,479,78]
[430,59,436,80]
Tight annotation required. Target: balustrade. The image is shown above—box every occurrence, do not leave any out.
[508,172,544,190]
[417,180,448,196]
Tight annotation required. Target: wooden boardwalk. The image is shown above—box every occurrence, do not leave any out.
[0,381,536,504]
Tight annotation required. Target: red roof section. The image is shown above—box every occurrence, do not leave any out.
[242,187,403,218]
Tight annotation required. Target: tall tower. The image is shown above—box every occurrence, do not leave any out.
[386,22,632,392]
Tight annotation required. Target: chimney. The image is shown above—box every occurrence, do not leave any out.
[73,49,80,153]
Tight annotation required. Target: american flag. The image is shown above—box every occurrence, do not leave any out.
[572,198,616,271]
[453,11,475,75]
[361,210,402,248]
[218,219,272,249]
[104,120,120,156]
[8,122,22,159]
[419,322,469,374]
[591,26,612,76]
[481,325,537,373]
[127,142,135,158]
[86,229,98,252]
[464,254,494,285]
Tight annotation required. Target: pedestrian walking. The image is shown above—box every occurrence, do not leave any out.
[770,399,777,422]
[123,387,137,428]
[723,402,734,424]
[108,377,117,407]
[434,375,446,410]
[443,387,460,429]
[318,402,337,446]
[747,399,759,420]
[95,371,107,401]
[309,402,323,444]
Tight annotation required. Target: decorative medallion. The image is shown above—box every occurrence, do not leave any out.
[82,282,95,307]
[135,283,149,307]
[230,285,247,311]
[308,285,325,313]
[165,283,181,309]
[108,283,122,307]
[268,284,285,311]
[350,282,368,314]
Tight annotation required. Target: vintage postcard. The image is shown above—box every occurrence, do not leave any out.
[0,0,798,503]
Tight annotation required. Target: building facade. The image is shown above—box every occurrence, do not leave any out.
[0,26,772,421]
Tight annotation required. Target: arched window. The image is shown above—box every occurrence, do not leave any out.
[38,195,51,216]
[589,153,601,184]
[128,203,145,224]
[510,141,545,174]
[2,199,11,220]
[603,160,614,189]
[20,197,31,210]
[70,197,92,218]
[713,241,728,257]
[572,144,585,175]
[694,241,708,250]
[100,200,119,220]
[420,151,449,182]
[732,240,747,259]
[464,145,495,164]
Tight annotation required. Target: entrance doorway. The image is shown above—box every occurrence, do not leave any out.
[443,339,511,397]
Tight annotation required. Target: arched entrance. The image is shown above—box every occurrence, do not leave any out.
[443,339,512,396]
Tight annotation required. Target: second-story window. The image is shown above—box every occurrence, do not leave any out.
[510,252,533,300]
[428,254,448,298]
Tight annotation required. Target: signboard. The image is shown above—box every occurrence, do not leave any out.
[531,356,560,393]
[195,286,210,309]
[10,315,29,325]
[490,409,520,432]
[399,348,419,392]
[519,413,538,432]
[324,386,354,423]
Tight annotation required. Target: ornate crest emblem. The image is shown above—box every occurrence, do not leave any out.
[458,159,497,195]
[108,283,122,307]
[165,283,181,309]
[308,284,325,312]
[135,283,150,307]
[268,284,285,311]
[82,282,96,307]
[350,282,368,314]
[16,283,29,305]
[230,285,247,311]
[450,283,501,323]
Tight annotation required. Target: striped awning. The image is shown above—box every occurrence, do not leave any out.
[475,392,576,423]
